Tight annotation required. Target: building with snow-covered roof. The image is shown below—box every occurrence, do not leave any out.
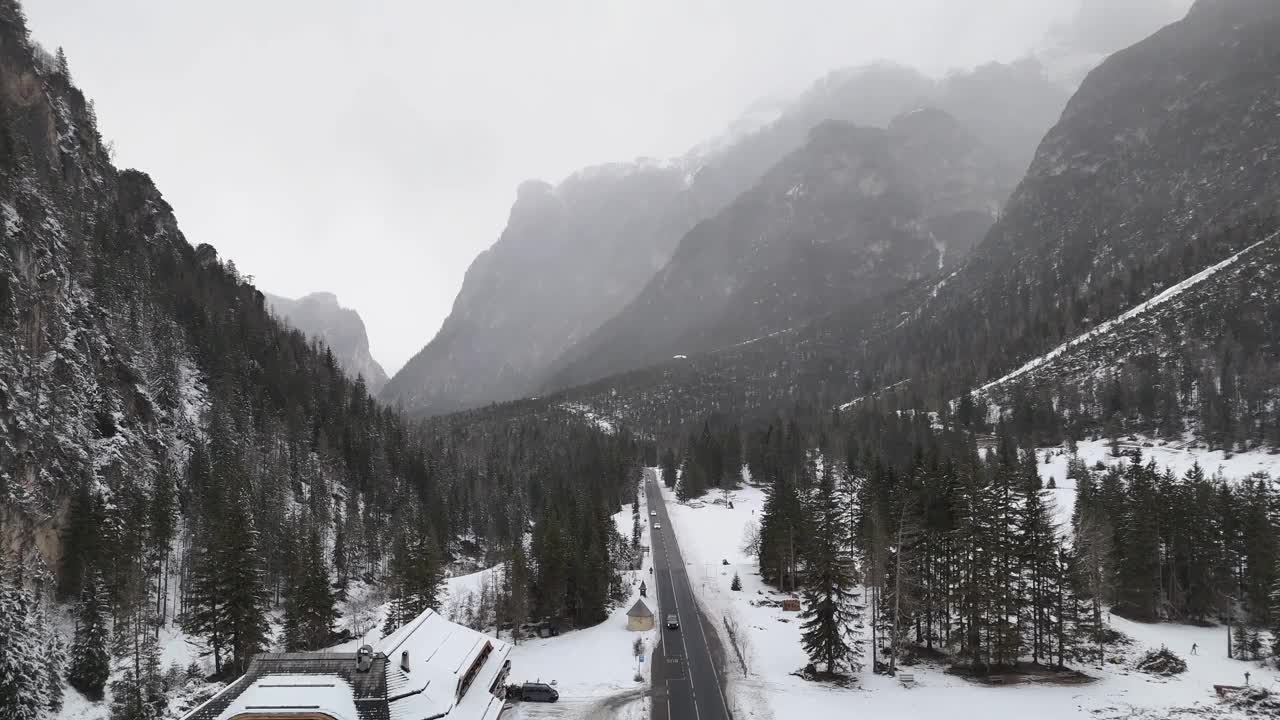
[625,599,654,631]
[179,609,512,720]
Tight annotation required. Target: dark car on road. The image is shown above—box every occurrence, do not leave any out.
[509,681,559,702]
[666,614,680,630]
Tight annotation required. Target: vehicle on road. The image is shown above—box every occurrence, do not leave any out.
[666,614,680,630]
[653,522,661,529]
[508,682,559,703]
[650,510,657,516]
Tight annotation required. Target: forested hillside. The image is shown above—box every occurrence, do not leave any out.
[0,4,641,717]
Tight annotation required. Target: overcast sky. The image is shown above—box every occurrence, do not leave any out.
[26,0,1188,374]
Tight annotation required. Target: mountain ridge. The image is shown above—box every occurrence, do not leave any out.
[384,60,1070,416]
[543,107,1009,392]
[264,290,389,394]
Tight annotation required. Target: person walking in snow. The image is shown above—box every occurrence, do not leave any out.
[1245,671,1251,686]
[1190,643,1197,655]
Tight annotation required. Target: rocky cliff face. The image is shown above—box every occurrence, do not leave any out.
[379,165,695,415]
[265,291,388,394]
[546,108,1009,390]
[383,62,1068,416]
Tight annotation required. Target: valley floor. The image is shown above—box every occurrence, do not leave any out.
[53,438,1280,720]
[658,455,1279,720]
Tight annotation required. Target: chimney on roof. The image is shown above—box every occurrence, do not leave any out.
[401,651,410,673]
[356,645,373,673]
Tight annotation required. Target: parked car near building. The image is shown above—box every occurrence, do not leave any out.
[508,681,559,702]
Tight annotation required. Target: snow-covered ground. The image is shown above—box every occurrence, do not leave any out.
[560,402,618,435]
[60,486,657,720]
[506,495,656,719]
[330,495,657,720]
[660,476,1280,720]
[973,233,1279,397]
[1030,436,1280,535]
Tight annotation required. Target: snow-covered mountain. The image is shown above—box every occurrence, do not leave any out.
[546,108,1011,391]
[536,0,1280,447]
[381,61,1070,417]
[264,291,389,394]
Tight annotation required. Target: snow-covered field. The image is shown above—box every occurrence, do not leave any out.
[659,475,1279,720]
[1031,436,1280,534]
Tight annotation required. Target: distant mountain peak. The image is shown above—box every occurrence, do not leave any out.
[295,290,340,306]
[265,291,389,393]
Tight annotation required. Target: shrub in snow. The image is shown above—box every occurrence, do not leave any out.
[1221,687,1280,717]
[1134,647,1187,676]
[731,572,742,591]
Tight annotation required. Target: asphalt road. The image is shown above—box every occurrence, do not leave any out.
[645,469,730,720]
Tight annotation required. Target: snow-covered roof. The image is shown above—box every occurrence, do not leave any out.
[627,599,653,618]
[179,609,511,720]
[377,609,512,720]
[214,674,360,720]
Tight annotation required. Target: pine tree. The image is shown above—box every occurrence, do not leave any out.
[723,425,743,486]
[760,457,806,590]
[1115,460,1162,620]
[677,454,707,500]
[284,523,338,651]
[183,489,269,677]
[1074,512,1113,666]
[800,468,858,676]
[532,510,567,622]
[55,46,70,77]
[1016,452,1059,664]
[985,446,1024,668]
[505,539,530,644]
[182,524,228,675]
[68,571,111,700]
[332,519,349,589]
[58,480,100,601]
[1270,560,1280,659]
[44,633,64,716]
[222,493,270,675]
[660,448,678,489]
[148,464,177,622]
[382,518,445,634]
[0,561,63,719]
[731,572,742,591]
[1232,622,1250,660]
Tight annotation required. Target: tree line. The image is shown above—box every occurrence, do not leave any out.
[675,408,1279,678]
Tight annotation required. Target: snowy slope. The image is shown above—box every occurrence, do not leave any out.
[974,232,1278,398]
[1031,437,1280,536]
